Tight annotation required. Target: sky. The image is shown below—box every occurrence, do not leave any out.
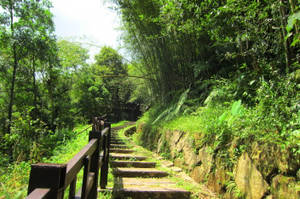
[50,0,122,62]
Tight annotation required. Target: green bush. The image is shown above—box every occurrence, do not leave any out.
[0,124,91,199]
[137,72,300,160]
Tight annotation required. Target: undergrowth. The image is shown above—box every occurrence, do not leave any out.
[0,121,127,199]
[138,74,300,156]
[0,124,91,198]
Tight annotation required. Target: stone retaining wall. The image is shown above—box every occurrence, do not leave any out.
[134,123,299,199]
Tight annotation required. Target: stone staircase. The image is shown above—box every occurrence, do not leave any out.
[110,133,191,199]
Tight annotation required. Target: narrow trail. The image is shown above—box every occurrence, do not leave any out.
[109,129,191,199]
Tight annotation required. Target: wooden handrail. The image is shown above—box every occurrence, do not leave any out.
[101,127,109,136]
[65,139,98,186]
[26,117,111,199]
[27,188,50,199]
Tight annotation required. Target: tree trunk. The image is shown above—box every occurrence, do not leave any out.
[32,56,38,120]
[279,0,290,71]
[47,58,56,132]
[7,0,18,134]
[7,46,17,134]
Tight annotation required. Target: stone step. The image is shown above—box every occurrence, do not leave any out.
[110,138,124,141]
[113,168,168,178]
[113,178,190,199]
[110,161,156,168]
[110,138,125,141]
[110,141,126,145]
[110,140,125,143]
[110,154,147,161]
[110,149,135,154]
[110,144,129,149]
[110,135,122,138]
[110,137,119,140]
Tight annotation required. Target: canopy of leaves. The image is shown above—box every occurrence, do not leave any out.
[57,40,89,71]
[113,0,299,105]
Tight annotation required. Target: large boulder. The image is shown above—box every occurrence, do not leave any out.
[182,138,198,169]
[165,130,198,169]
[234,152,269,199]
[207,157,230,193]
[190,146,213,183]
[175,133,187,154]
[169,130,185,158]
[197,146,213,167]
[251,142,299,178]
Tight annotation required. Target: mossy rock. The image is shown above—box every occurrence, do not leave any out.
[234,152,269,199]
[271,175,300,199]
[251,142,299,179]
[193,132,205,147]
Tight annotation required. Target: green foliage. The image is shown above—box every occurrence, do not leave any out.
[138,71,299,159]
[111,120,129,127]
[255,76,299,135]
[95,46,126,75]
[0,161,31,199]
[57,40,89,71]
[218,100,244,126]
[0,124,90,199]
[0,0,82,162]
[152,89,189,124]
[127,62,152,106]
[112,0,299,105]
[3,107,51,161]
[43,125,90,164]
[225,178,244,199]
[98,190,113,199]
[286,11,300,47]
[72,46,134,122]
[287,11,300,32]
[0,2,135,197]
[1,24,134,161]
[2,107,75,162]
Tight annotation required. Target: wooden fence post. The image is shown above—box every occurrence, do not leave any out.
[87,125,102,199]
[27,163,67,199]
[100,122,111,189]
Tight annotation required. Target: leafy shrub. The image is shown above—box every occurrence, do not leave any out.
[1,107,75,163]
[0,124,91,199]
[152,89,190,124]
[0,161,30,199]
[138,71,299,159]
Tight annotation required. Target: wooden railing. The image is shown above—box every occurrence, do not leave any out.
[26,117,111,199]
